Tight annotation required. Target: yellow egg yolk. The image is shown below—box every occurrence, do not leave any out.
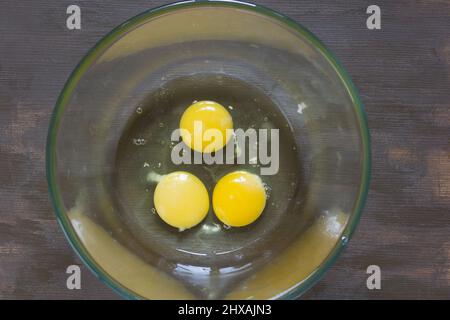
[179,100,233,153]
[154,171,209,230]
[213,171,267,227]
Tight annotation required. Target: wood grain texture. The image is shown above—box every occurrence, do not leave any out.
[0,0,449,299]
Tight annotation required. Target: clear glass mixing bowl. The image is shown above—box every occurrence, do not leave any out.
[47,0,370,299]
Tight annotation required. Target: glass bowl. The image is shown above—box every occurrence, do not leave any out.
[47,0,370,299]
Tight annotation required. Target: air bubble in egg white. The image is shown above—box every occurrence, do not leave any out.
[132,138,146,146]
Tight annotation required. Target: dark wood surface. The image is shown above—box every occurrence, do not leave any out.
[0,0,449,299]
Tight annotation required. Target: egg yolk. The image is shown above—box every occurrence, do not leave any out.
[213,171,267,227]
[179,100,233,153]
[154,171,209,230]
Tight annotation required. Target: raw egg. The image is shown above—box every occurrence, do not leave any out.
[213,171,267,227]
[180,100,233,153]
[154,171,209,230]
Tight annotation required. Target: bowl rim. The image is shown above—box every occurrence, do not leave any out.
[46,0,371,300]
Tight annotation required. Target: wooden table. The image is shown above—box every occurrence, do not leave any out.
[0,0,449,299]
